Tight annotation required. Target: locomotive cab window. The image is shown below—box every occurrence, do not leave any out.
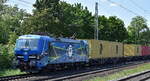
[47,42,52,54]
[49,42,57,57]
[15,39,39,50]
[99,43,103,55]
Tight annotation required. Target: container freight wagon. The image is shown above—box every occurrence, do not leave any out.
[123,44,142,61]
[109,42,123,58]
[141,46,150,59]
[87,39,123,64]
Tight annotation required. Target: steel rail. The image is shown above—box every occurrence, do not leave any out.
[0,61,149,81]
[43,61,149,81]
[117,70,150,81]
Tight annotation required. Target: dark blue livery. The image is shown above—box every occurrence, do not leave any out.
[14,35,89,72]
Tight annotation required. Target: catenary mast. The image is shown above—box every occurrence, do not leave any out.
[94,2,99,40]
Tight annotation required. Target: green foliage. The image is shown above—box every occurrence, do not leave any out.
[22,0,128,41]
[0,4,29,44]
[34,0,60,12]
[0,1,18,69]
[0,44,15,69]
[99,16,128,42]
[139,28,150,45]
[0,69,25,76]
[108,16,128,42]
[8,32,18,44]
[60,3,94,38]
[0,1,27,69]
[0,0,7,10]
[127,16,149,44]
[0,49,10,69]
[23,1,94,39]
[0,22,9,44]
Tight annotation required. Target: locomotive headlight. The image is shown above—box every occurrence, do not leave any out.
[29,56,36,58]
[28,55,40,59]
[17,56,23,58]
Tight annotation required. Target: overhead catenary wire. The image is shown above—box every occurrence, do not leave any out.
[18,0,33,5]
[130,0,147,12]
[105,0,141,16]
[9,0,32,8]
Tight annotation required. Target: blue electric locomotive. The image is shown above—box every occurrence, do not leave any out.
[14,35,89,72]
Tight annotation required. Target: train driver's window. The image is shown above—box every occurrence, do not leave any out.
[49,42,56,57]
[47,42,51,54]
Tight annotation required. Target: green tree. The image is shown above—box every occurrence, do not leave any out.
[22,0,62,36]
[23,0,94,39]
[127,16,148,44]
[60,3,94,38]
[0,1,29,68]
[0,4,28,44]
[108,16,128,42]
[0,0,9,44]
[98,15,109,40]
[98,16,128,42]
[139,28,150,45]
[22,0,128,41]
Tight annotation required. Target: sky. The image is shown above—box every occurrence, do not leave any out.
[6,0,150,27]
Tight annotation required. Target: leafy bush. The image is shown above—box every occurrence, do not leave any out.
[0,44,15,69]
[0,69,25,76]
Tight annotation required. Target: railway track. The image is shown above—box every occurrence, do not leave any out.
[0,61,149,81]
[49,61,149,81]
[0,73,35,81]
[117,70,150,81]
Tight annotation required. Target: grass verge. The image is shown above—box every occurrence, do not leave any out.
[0,69,25,76]
[87,63,150,81]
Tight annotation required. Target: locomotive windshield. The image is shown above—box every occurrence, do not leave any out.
[15,39,39,50]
